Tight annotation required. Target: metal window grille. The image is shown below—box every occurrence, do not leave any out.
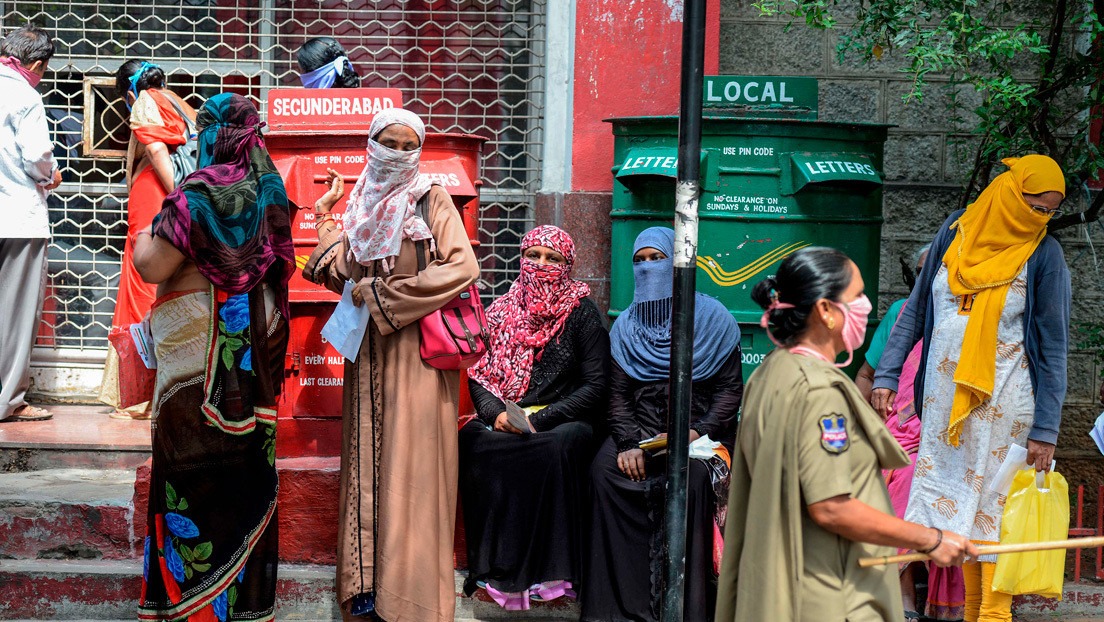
[3,0,544,352]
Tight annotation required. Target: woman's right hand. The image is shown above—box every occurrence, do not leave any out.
[926,529,977,567]
[316,168,345,214]
[493,412,524,434]
[870,388,897,420]
[617,448,646,482]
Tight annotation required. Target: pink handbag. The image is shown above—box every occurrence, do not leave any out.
[418,283,488,369]
[414,197,488,370]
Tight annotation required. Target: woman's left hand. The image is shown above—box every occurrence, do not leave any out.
[1026,439,1056,472]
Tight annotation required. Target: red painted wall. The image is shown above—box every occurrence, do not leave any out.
[571,0,720,192]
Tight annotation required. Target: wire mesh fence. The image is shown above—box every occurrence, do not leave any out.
[2,0,544,352]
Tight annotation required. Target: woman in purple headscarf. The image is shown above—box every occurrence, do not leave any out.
[305,108,479,622]
[132,93,293,622]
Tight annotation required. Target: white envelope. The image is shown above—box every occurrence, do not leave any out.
[320,280,371,361]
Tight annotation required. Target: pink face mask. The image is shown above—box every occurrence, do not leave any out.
[832,294,872,367]
[0,57,41,88]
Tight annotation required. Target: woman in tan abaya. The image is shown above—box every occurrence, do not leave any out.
[304,109,479,622]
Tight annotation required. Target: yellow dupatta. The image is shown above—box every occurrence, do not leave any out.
[941,155,1065,445]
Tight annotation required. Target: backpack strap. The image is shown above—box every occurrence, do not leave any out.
[413,193,432,273]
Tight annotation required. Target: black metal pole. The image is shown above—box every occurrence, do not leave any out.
[662,1,706,620]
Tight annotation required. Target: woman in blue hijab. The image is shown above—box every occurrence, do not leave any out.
[582,227,744,622]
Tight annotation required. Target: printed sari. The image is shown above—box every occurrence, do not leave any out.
[138,93,293,622]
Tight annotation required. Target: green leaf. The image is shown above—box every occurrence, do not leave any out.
[166,482,178,507]
[176,498,189,511]
[222,347,235,370]
[194,541,213,561]
[185,565,194,580]
[228,585,239,607]
[179,544,195,563]
[192,562,211,572]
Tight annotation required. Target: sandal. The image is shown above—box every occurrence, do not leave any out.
[903,610,922,620]
[4,405,52,422]
[109,409,151,420]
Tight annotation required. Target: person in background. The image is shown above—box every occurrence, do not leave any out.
[297,36,360,88]
[872,155,1070,622]
[100,59,197,420]
[854,244,929,401]
[305,108,478,622]
[716,247,975,622]
[132,93,293,622]
[0,23,61,423]
[583,227,742,622]
[460,225,609,611]
[857,244,966,621]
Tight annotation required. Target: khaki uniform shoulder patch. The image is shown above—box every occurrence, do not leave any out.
[818,413,850,453]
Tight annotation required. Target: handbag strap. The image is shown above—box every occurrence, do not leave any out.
[413,193,432,273]
[164,92,196,136]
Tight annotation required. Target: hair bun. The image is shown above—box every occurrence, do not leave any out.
[750,276,778,310]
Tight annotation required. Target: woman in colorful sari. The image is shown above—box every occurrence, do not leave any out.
[583,227,742,622]
[460,225,609,610]
[132,93,294,622]
[305,108,479,621]
[872,155,1070,622]
[101,59,197,419]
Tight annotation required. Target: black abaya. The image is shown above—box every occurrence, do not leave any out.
[582,351,743,622]
[584,437,715,622]
[459,298,610,595]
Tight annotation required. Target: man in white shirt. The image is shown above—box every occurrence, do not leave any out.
[0,23,61,422]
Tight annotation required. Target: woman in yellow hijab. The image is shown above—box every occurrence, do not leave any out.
[870,155,1070,622]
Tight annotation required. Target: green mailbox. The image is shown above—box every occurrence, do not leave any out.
[607,76,891,380]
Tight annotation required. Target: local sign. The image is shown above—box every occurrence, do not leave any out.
[703,76,818,116]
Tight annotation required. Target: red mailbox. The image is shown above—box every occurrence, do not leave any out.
[266,88,487,458]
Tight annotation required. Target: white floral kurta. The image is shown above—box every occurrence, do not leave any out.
[904,265,1034,551]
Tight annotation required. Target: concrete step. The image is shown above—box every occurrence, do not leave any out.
[0,468,140,561]
[0,559,340,620]
[0,559,581,621]
[0,405,151,472]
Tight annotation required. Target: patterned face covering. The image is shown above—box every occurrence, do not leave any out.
[468,225,591,401]
[342,108,434,271]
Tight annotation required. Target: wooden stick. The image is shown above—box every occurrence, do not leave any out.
[859,535,1104,568]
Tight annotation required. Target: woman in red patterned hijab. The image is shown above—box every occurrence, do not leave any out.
[468,225,591,401]
[460,224,609,611]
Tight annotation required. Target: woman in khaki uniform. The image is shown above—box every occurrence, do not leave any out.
[715,247,975,622]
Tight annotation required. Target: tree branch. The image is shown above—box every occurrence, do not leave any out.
[1050,188,1104,232]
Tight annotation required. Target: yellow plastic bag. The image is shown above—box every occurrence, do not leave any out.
[991,469,1069,599]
